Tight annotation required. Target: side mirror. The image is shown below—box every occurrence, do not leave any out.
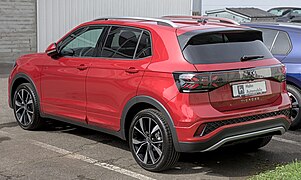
[45,43,59,57]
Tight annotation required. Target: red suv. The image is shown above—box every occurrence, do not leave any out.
[8,16,291,172]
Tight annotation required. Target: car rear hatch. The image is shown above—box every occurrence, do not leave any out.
[175,28,286,111]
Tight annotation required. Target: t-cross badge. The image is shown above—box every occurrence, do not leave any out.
[8,16,291,172]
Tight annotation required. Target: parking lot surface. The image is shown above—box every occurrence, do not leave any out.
[0,76,301,180]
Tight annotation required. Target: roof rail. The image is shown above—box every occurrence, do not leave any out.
[94,16,178,28]
[162,16,240,25]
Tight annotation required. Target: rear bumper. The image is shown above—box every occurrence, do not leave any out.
[177,117,290,152]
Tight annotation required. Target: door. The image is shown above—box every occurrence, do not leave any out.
[182,30,282,112]
[41,26,106,122]
[86,26,152,130]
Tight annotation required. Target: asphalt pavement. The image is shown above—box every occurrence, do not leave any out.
[0,68,301,180]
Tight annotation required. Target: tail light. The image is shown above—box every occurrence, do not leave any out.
[173,73,213,93]
[173,64,286,93]
[271,64,286,82]
[279,64,287,93]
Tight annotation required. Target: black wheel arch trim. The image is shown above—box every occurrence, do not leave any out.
[120,95,181,151]
[40,113,123,138]
[9,73,40,110]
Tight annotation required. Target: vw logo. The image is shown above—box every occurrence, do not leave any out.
[243,69,257,78]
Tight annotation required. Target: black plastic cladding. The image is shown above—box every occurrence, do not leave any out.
[199,109,291,137]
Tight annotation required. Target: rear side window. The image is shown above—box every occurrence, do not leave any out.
[100,26,151,59]
[135,32,152,59]
[268,9,289,16]
[291,9,301,17]
[259,29,278,50]
[259,28,292,55]
[271,31,291,55]
[179,30,273,64]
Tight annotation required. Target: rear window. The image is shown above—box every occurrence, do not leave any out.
[179,30,273,64]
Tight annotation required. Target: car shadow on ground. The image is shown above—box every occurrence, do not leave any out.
[42,119,301,178]
[43,119,130,151]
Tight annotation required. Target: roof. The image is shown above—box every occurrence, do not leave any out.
[242,22,301,32]
[90,16,244,33]
[268,7,301,11]
[226,8,277,18]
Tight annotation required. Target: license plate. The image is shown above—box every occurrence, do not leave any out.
[232,81,267,98]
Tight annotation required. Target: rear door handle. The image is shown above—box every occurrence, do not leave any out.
[77,64,88,71]
[125,67,139,74]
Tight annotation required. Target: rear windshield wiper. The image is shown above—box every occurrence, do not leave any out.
[241,55,264,62]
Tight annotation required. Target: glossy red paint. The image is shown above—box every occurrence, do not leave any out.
[40,56,90,122]
[9,18,291,152]
[85,57,151,131]
[169,91,290,142]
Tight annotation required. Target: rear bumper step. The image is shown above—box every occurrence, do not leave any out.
[201,109,290,136]
[177,117,290,152]
[201,126,285,152]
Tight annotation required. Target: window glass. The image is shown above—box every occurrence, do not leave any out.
[268,9,289,16]
[135,31,152,59]
[101,26,142,59]
[179,30,273,64]
[271,31,291,55]
[60,26,104,57]
[259,28,278,50]
[291,10,301,17]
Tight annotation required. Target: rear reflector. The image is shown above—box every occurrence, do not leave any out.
[173,64,286,93]
[194,124,207,137]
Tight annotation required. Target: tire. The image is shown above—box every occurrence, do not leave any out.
[287,84,301,130]
[13,83,43,130]
[129,109,180,172]
[236,136,272,151]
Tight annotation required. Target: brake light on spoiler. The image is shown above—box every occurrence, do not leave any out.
[173,64,286,93]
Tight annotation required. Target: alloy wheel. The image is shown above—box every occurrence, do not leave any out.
[14,88,34,126]
[131,117,163,165]
[288,91,299,122]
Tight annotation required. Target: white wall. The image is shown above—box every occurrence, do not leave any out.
[202,0,301,14]
[37,0,192,52]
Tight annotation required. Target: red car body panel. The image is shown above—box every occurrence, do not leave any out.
[85,57,151,131]
[40,56,90,122]
[8,18,292,153]
[169,92,290,142]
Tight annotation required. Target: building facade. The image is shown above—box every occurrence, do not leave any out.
[37,0,192,52]
[0,0,193,64]
[2,0,300,64]
[0,0,37,64]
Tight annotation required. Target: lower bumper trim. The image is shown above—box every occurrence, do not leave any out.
[177,117,290,152]
[201,126,285,152]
